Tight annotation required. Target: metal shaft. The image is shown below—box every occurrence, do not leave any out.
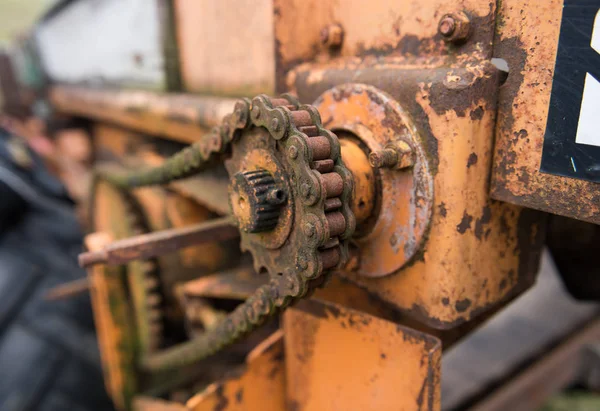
[79,217,239,268]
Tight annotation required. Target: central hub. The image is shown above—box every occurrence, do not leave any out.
[230,169,287,233]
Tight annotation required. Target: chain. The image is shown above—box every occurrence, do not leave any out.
[99,94,355,372]
[97,99,251,189]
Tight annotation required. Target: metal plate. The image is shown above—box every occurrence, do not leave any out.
[284,299,441,411]
[314,84,434,277]
[541,0,600,182]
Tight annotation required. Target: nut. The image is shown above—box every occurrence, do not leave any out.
[320,24,344,49]
[438,11,471,43]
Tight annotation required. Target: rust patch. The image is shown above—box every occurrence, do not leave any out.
[474,206,492,240]
[454,299,472,313]
[213,386,228,411]
[457,211,473,234]
[470,106,484,120]
[438,202,447,218]
[467,152,478,168]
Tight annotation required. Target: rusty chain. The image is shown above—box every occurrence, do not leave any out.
[98,94,355,371]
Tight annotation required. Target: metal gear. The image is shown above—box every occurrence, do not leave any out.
[94,94,356,372]
[90,176,166,354]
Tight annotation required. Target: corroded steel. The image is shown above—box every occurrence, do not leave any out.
[284,299,442,410]
[91,177,166,355]
[50,86,238,144]
[97,94,355,371]
[85,232,137,410]
[490,0,600,224]
[314,84,434,278]
[291,61,545,328]
[186,331,285,411]
[44,277,91,301]
[79,217,239,268]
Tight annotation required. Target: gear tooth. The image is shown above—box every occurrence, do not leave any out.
[231,169,287,233]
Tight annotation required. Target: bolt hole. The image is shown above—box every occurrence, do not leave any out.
[275,189,284,200]
[238,196,246,210]
[359,200,366,209]
[491,58,510,85]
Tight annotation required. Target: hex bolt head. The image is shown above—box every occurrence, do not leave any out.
[320,23,344,49]
[438,11,471,44]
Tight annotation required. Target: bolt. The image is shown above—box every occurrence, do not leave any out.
[288,145,299,159]
[251,105,261,119]
[438,12,471,43]
[438,16,456,37]
[300,183,312,198]
[369,141,415,170]
[270,117,280,131]
[320,24,344,49]
[303,222,315,237]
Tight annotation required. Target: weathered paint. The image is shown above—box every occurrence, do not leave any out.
[315,84,434,278]
[274,0,497,92]
[490,0,600,224]
[288,60,545,328]
[175,0,276,96]
[51,86,237,144]
[186,331,286,411]
[284,299,441,411]
[86,232,137,411]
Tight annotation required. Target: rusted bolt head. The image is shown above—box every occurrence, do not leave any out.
[438,12,471,43]
[288,145,299,159]
[320,24,344,49]
[251,105,261,119]
[438,16,456,37]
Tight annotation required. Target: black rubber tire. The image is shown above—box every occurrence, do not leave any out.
[0,127,114,411]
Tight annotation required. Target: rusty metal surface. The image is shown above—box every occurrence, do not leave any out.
[182,265,267,301]
[79,216,239,267]
[186,331,286,411]
[92,122,231,215]
[490,0,600,224]
[85,232,137,410]
[315,84,434,277]
[284,298,441,411]
[50,86,237,144]
[274,0,497,92]
[44,277,91,301]
[134,396,187,411]
[175,0,275,97]
[288,59,545,328]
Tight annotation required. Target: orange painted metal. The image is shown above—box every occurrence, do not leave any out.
[274,0,497,91]
[489,1,600,224]
[316,85,434,277]
[186,331,286,411]
[85,232,137,410]
[284,299,441,411]
[50,86,237,144]
[174,0,275,97]
[289,59,545,327]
